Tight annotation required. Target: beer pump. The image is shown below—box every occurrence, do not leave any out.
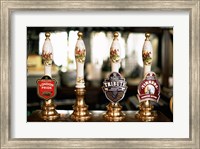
[102,32,128,122]
[36,32,60,121]
[135,33,160,122]
[70,32,92,122]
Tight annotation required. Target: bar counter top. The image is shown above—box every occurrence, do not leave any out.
[27,110,171,122]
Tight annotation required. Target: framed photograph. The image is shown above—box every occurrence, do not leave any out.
[1,0,199,148]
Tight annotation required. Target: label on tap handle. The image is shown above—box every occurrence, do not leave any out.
[37,75,57,100]
[102,72,127,103]
[137,72,160,103]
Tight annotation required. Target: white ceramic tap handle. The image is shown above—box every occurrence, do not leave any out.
[42,32,53,77]
[110,32,121,73]
[75,32,86,88]
[142,33,153,76]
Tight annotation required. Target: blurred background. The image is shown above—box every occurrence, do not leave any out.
[27,27,173,121]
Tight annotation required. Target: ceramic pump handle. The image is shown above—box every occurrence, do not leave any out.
[75,32,86,88]
[42,32,53,77]
[110,32,121,73]
[142,33,153,76]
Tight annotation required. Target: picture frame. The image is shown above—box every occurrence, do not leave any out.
[1,0,199,148]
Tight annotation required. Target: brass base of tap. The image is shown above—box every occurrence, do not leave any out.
[39,99,60,121]
[70,88,92,122]
[103,102,125,122]
[135,100,157,122]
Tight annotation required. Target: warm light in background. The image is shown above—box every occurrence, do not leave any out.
[127,33,145,67]
[91,31,109,65]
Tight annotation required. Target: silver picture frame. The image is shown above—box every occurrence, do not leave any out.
[1,0,199,148]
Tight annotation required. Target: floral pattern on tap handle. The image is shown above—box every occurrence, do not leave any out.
[77,77,85,83]
[110,48,120,63]
[42,52,53,65]
[75,47,86,63]
[142,50,152,65]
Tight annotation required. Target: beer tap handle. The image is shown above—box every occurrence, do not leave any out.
[142,33,153,76]
[110,32,121,73]
[75,31,86,88]
[42,32,53,77]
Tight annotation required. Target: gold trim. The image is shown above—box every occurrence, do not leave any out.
[39,99,60,121]
[70,88,92,122]
[103,102,125,122]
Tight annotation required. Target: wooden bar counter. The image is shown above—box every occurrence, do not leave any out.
[27,110,171,122]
